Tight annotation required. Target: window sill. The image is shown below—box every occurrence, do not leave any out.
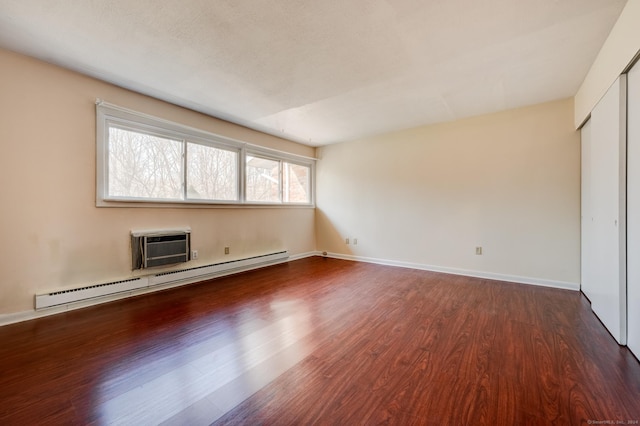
[97,198,315,209]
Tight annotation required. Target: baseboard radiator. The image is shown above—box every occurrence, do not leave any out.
[35,250,289,310]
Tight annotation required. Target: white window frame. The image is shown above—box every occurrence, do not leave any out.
[96,100,315,208]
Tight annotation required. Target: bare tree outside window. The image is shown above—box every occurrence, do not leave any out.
[187,142,238,201]
[246,156,280,202]
[108,127,183,199]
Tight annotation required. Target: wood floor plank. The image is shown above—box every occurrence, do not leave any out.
[0,257,638,425]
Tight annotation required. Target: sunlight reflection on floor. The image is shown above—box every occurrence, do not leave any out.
[97,300,315,424]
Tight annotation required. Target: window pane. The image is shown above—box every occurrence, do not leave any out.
[246,156,280,202]
[108,126,183,199]
[187,143,238,201]
[284,162,311,203]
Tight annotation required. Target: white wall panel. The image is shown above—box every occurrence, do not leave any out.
[627,61,640,357]
[586,75,627,344]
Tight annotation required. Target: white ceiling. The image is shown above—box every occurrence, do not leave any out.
[0,0,627,146]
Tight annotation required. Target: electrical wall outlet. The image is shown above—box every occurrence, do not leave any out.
[475,247,483,255]
[345,238,350,245]
[191,250,198,260]
[353,238,358,245]
[224,247,230,255]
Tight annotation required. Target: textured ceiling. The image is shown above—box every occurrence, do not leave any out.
[0,0,628,146]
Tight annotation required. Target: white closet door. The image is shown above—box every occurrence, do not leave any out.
[588,75,627,345]
[581,120,594,300]
[627,62,640,357]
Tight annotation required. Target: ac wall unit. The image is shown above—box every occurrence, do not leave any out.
[131,229,191,270]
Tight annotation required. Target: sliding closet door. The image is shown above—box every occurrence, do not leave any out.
[587,75,627,345]
[627,62,640,357]
[581,120,594,300]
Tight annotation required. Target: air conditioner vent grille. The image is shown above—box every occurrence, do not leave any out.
[132,230,191,270]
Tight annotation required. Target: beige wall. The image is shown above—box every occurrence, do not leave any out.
[0,49,316,315]
[316,98,580,286]
[575,0,640,127]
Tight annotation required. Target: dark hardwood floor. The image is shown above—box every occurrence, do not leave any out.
[0,257,638,425]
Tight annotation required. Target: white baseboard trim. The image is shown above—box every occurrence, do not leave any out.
[0,308,66,327]
[322,252,580,291]
[0,251,321,327]
[288,251,320,261]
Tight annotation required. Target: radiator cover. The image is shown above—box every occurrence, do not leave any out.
[34,250,289,310]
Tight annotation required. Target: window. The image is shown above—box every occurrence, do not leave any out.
[284,162,311,203]
[245,155,312,204]
[246,155,281,203]
[103,124,240,203]
[96,101,314,207]
[108,126,184,200]
[186,142,238,201]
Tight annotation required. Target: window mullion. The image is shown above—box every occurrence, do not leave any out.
[278,160,284,203]
[182,139,188,200]
[240,146,247,203]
